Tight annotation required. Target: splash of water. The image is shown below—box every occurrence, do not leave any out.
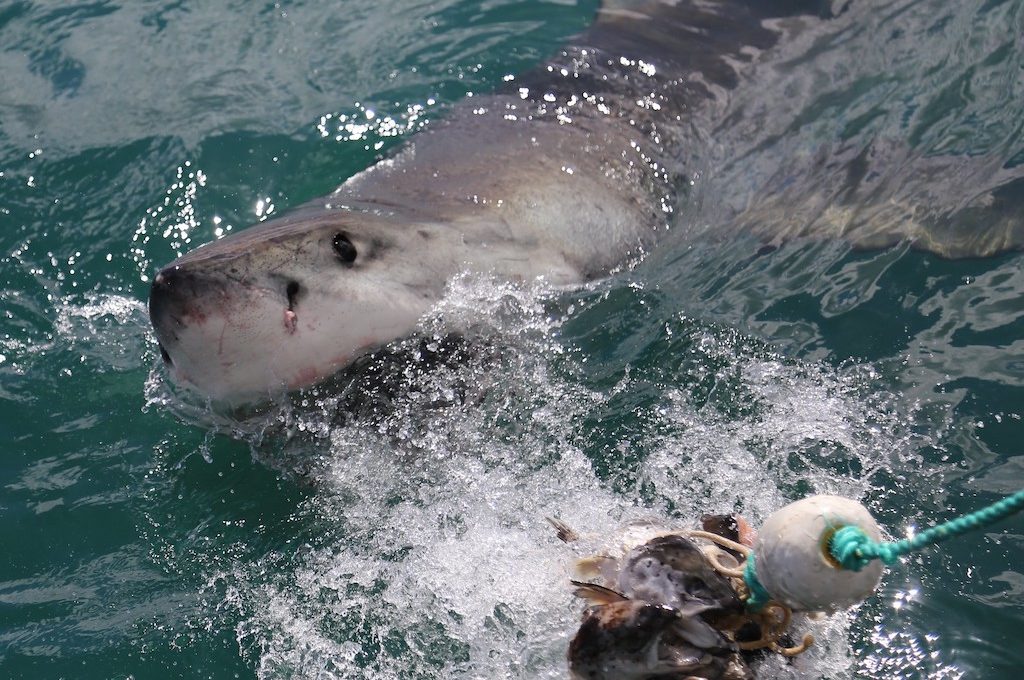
[144,273,955,678]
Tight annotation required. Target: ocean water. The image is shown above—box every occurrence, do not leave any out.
[2,1,1024,678]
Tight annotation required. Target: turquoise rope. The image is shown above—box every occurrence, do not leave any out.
[741,488,1024,609]
[830,488,1024,572]
[743,553,771,612]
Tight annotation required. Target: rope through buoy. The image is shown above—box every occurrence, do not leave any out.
[828,488,1024,572]
[742,489,1024,613]
[743,553,773,611]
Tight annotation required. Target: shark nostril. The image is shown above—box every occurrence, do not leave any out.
[286,280,301,310]
[158,342,173,365]
[152,267,179,290]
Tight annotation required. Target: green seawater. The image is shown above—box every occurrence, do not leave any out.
[2,1,1023,678]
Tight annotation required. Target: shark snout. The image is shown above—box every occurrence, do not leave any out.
[149,261,306,366]
[148,266,187,358]
[149,267,181,322]
[148,265,224,362]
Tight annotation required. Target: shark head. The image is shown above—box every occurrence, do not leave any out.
[149,203,447,403]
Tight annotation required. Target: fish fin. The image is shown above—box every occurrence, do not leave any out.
[587,1,836,89]
[596,0,835,23]
[573,555,617,581]
[571,580,630,605]
[671,616,728,650]
[546,516,579,543]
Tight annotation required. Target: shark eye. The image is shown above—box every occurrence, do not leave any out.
[332,232,357,265]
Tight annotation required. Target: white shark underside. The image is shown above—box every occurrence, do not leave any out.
[148,0,1024,403]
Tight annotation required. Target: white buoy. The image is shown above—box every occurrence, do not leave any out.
[753,495,884,612]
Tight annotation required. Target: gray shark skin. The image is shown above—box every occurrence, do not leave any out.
[148,1,832,403]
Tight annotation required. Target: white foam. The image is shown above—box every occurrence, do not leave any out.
[201,277,939,679]
[54,293,151,372]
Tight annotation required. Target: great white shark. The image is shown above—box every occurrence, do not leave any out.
[153,0,994,403]
[150,0,781,402]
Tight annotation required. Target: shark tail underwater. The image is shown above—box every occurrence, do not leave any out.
[147,0,1019,404]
